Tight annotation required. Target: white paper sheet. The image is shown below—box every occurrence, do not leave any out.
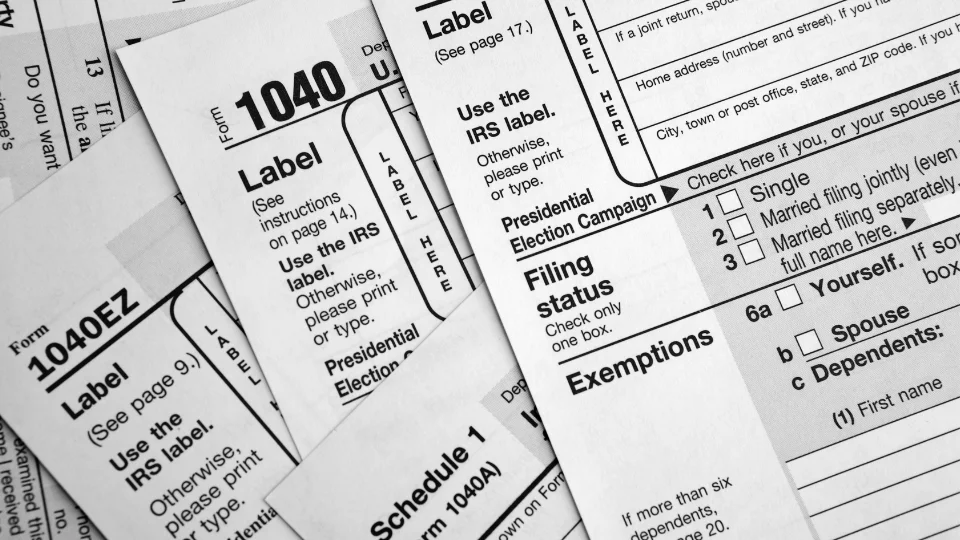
[0,420,104,540]
[120,0,481,456]
[0,114,300,540]
[269,286,587,540]
[372,0,960,538]
[0,0,253,211]
[1,4,255,537]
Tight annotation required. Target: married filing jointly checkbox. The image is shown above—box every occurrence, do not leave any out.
[776,285,803,310]
[795,329,823,355]
[727,214,754,239]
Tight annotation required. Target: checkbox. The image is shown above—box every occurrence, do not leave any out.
[795,329,823,356]
[775,284,803,311]
[738,239,765,265]
[717,189,743,214]
[727,214,754,239]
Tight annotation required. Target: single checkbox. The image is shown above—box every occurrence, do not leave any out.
[775,284,803,311]
[738,239,765,265]
[727,214,754,239]
[717,189,743,214]
[795,329,823,356]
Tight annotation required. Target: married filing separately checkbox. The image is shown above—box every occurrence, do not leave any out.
[738,238,765,264]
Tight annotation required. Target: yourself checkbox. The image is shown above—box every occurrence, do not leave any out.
[717,189,743,214]
[727,214,754,239]
[738,239,765,265]
[795,329,823,356]
[775,284,803,311]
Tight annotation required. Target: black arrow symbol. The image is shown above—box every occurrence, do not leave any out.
[125,38,141,46]
[660,185,678,203]
[902,217,915,230]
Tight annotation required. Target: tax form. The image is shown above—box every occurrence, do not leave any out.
[0,0,252,210]
[0,420,104,540]
[0,115,300,540]
[1,3,256,537]
[269,286,586,540]
[120,0,480,456]
[373,0,960,538]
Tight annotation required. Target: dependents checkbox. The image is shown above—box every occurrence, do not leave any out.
[795,329,823,356]
[738,239,765,265]
[775,284,803,311]
[727,214,754,239]
[717,189,743,214]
